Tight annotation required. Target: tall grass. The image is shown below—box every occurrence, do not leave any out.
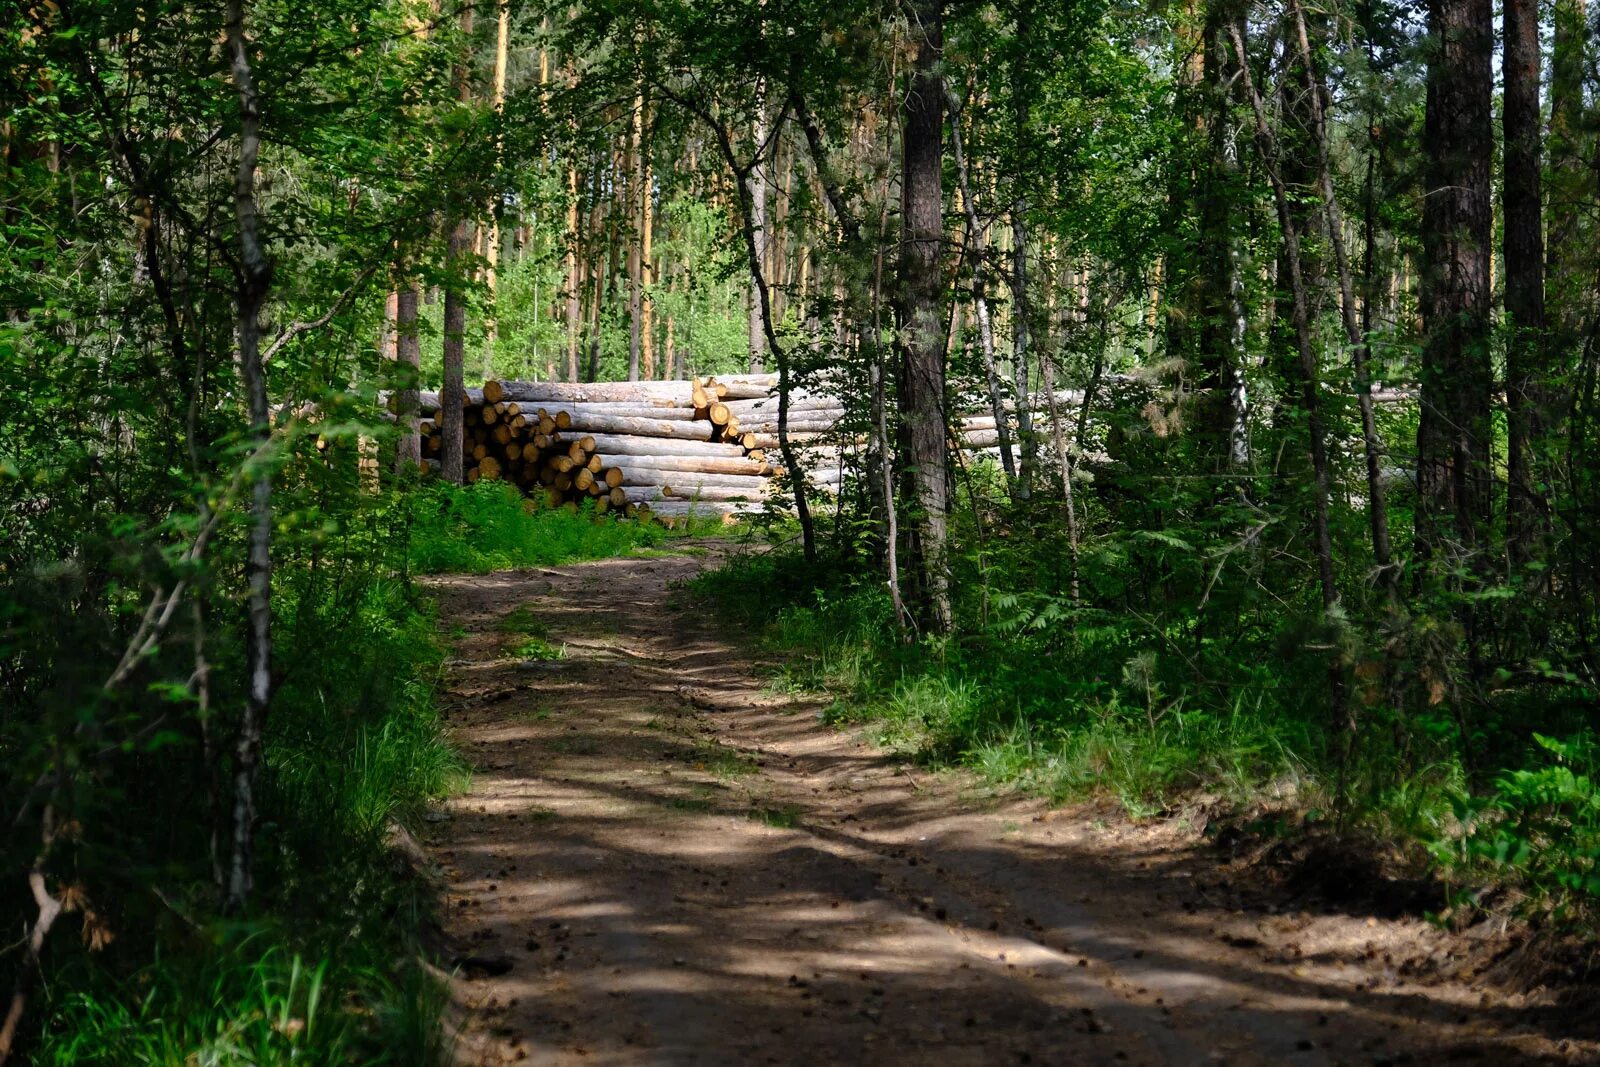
[407,480,673,573]
[697,544,1600,923]
[36,532,462,1062]
[697,548,1311,811]
[41,941,449,1066]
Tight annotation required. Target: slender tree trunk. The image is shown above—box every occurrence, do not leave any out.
[704,102,817,560]
[1502,0,1547,564]
[1040,343,1080,600]
[441,224,468,484]
[480,0,505,381]
[441,2,474,474]
[748,93,769,373]
[586,249,604,383]
[592,172,620,382]
[872,215,908,630]
[1289,0,1397,598]
[395,284,422,471]
[641,110,656,380]
[1268,11,1321,439]
[224,0,274,913]
[664,275,677,382]
[1416,0,1494,563]
[1231,22,1337,612]
[1193,0,1249,471]
[627,90,644,382]
[949,92,1017,488]
[566,174,583,382]
[1008,14,1036,503]
[898,0,952,633]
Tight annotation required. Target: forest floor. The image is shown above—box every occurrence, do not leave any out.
[417,544,1598,1066]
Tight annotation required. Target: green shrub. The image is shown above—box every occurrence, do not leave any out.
[1434,734,1600,922]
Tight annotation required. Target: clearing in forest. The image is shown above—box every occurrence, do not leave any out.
[420,546,1593,1066]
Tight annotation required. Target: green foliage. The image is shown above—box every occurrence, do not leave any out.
[41,941,447,1066]
[9,481,462,1063]
[1434,735,1600,923]
[701,547,1313,813]
[269,578,464,841]
[511,635,566,661]
[700,505,1600,925]
[406,481,672,573]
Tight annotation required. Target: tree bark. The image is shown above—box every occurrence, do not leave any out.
[395,283,422,471]
[481,0,503,380]
[1416,0,1494,562]
[441,222,469,484]
[1502,0,1547,564]
[898,0,952,633]
[1289,0,1397,599]
[641,110,656,380]
[748,93,769,373]
[627,89,644,382]
[224,0,274,913]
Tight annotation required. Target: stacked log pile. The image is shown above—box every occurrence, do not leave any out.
[412,373,1088,523]
[416,380,640,515]
[418,375,832,523]
[406,373,1422,523]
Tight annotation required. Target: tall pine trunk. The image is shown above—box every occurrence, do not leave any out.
[1502,0,1547,564]
[441,2,474,479]
[627,90,644,382]
[566,164,583,383]
[1417,0,1494,561]
[898,0,952,633]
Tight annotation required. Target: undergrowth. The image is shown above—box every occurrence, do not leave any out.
[35,556,459,1063]
[695,543,1600,927]
[28,480,704,1063]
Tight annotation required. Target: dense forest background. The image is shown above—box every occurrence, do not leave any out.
[3,0,1598,1059]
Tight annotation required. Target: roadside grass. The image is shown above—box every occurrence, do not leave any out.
[39,557,462,1064]
[41,940,449,1067]
[695,549,1344,815]
[38,480,716,1064]
[692,545,1600,928]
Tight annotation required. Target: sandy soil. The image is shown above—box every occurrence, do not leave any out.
[417,544,1596,1066]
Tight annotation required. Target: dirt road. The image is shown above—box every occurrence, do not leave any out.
[420,547,1591,1066]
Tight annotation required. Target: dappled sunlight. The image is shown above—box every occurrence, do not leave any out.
[419,551,1593,1066]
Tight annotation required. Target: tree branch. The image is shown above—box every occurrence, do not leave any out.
[262,265,379,363]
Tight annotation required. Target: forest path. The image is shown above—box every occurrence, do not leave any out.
[420,545,1585,1067]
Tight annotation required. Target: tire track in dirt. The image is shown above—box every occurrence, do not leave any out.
[419,546,1591,1066]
